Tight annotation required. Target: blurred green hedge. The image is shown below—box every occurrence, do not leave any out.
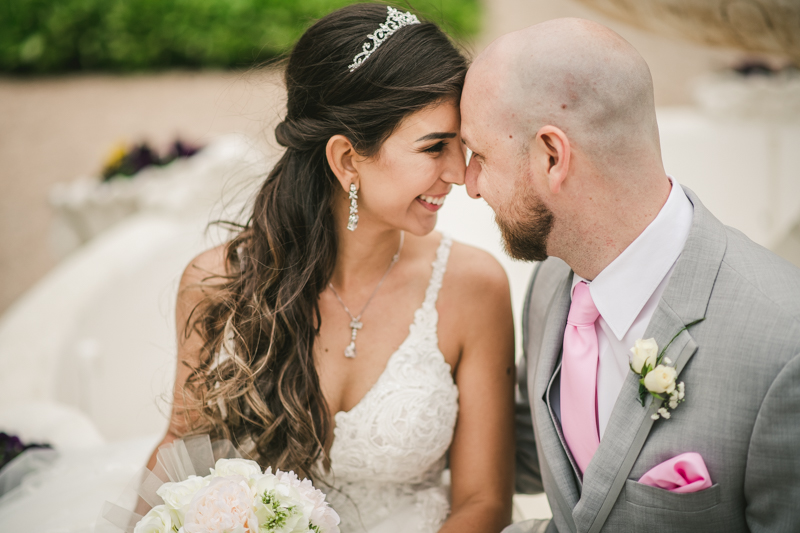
[0,0,480,73]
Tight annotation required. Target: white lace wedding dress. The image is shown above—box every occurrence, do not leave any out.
[0,236,459,533]
[318,235,459,533]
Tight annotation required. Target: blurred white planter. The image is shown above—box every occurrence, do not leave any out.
[48,135,266,257]
[694,69,800,122]
[656,74,800,254]
[0,135,271,441]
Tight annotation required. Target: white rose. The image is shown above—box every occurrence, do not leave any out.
[134,505,175,533]
[251,471,279,496]
[273,470,340,533]
[630,338,659,374]
[211,458,263,480]
[644,365,677,394]
[251,477,307,533]
[157,475,208,519]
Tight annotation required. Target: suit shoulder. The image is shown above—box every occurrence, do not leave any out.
[524,256,571,304]
[720,226,800,323]
[534,256,571,282]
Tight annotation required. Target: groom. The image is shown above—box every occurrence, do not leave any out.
[460,18,800,533]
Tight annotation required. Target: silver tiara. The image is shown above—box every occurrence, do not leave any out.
[348,6,420,72]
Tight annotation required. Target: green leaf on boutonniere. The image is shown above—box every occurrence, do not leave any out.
[656,318,705,365]
[638,381,648,406]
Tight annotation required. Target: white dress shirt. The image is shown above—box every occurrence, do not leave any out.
[570,177,694,438]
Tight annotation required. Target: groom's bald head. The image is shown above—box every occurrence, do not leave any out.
[464,18,660,169]
[461,19,671,272]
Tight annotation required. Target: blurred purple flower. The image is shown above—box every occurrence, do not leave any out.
[101,138,204,181]
[171,140,202,158]
[0,432,51,471]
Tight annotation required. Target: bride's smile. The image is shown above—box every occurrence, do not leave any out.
[416,193,447,211]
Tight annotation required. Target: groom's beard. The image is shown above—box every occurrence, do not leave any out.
[495,191,554,262]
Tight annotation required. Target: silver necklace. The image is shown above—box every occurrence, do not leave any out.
[328,232,404,358]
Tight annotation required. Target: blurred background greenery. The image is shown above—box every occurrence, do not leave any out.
[0,0,481,73]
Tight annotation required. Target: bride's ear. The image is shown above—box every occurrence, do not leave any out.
[326,135,360,193]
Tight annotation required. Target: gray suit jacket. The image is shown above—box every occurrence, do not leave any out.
[514,188,800,533]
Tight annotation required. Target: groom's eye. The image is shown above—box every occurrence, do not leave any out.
[422,141,447,154]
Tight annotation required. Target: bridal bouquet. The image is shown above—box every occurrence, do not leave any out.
[100,436,339,533]
[135,458,340,533]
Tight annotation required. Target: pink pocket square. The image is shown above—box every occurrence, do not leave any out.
[638,452,713,493]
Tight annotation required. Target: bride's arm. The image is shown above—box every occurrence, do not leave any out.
[145,246,226,471]
[439,247,516,533]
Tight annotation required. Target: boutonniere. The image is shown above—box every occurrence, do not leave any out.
[629,319,704,420]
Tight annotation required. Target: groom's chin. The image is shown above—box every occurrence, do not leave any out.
[502,237,549,262]
[496,214,552,263]
[498,226,549,262]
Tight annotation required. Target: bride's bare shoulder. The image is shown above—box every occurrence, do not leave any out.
[173,245,231,358]
[438,238,512,347]
[446,240,509,298]
[178,244,230,303]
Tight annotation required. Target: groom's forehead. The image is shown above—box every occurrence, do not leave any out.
[461,99,507,145]
[463,74,512,128]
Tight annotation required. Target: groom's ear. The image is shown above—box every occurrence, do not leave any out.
[326,134,360,192]
[535,126,570,194]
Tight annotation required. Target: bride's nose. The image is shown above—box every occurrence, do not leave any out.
[440,142,466,186]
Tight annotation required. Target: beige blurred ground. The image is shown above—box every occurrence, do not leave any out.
[0,0,753,314]
[0,70,285,313]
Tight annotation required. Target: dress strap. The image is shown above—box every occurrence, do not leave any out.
[422,234,453,310]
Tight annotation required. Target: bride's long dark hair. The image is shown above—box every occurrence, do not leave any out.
[180,3,467,480]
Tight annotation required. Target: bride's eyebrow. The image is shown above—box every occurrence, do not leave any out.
[415,132,457,142]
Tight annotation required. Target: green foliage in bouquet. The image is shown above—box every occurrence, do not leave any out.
[0,0,481,73]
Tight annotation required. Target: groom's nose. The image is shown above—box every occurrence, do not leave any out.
[464,156,481,199]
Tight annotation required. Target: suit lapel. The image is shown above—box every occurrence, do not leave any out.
[572,187,728,533]
[529,268,582,523]
[573,303,698,533]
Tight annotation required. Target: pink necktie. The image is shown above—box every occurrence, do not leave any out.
[561,281,601,474]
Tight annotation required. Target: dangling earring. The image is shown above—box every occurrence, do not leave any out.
[347,183,359,231]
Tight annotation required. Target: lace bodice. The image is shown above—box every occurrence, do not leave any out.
[318,235,459,533]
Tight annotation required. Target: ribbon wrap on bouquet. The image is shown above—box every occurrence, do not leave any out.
[96,435,341,533]
[97,435,242,532]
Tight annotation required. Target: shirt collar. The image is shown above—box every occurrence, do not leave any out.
[572,176,694,340]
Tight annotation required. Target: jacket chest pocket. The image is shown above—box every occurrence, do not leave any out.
[625,478,721,511]
[622,479,725,531]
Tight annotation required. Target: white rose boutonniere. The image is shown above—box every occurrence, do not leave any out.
[630,338,659,374]
[644,365,677,394]
[629,319,703,421]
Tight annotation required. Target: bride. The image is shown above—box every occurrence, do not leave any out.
[149,4,515,532]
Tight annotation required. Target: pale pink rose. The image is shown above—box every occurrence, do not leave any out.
[183,476,257,533]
